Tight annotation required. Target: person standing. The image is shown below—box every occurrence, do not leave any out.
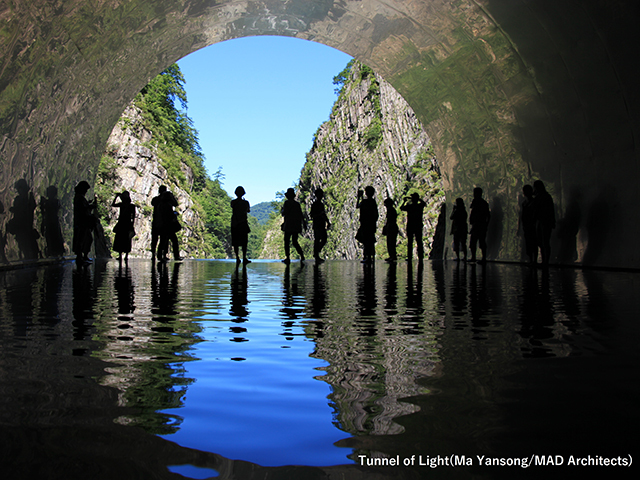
[72,181,97,265]
[112,191,136,263]
[356,186,378,263]
[383,197,398,262]
[533,180,555,266]
[150,186,166,260]
[281,188,306,264]
[468,187,490,263]
[157,188,182,262]
[450,197,468,261]
[230,186,251,265]
[400,192,426,261]
[310,188,330,263]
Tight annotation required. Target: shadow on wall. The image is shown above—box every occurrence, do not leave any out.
[1,178,113,264]
[555,187,582,264]
[486,196,503,260]
[429,203,447,260]
[582,188,615,266]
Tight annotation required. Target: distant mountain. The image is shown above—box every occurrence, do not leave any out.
[250,202,276,226]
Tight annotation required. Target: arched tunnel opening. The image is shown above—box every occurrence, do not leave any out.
[2,0,640,269]
[1,2,640,478]
[91,37,444,263]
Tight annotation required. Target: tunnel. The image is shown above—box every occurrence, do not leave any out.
[1,0,639,269]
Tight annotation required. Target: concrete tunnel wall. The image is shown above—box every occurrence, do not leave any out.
[1,0,638,269]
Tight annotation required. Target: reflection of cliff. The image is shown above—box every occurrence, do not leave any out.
[304,262,442,437]
[93,261,202,434]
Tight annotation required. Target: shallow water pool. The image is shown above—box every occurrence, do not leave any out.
[0,259,638,479]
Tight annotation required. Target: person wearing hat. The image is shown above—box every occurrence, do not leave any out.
[112,190,136,263]
[230,186,251,265]
[400,191,426,261]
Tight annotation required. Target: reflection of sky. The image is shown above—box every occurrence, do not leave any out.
[159,288,351,467]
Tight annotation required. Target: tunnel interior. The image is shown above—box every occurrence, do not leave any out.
[1,0,639,268]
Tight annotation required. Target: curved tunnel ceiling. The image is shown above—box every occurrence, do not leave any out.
[1,0,639,268]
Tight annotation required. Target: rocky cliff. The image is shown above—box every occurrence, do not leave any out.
[260,61,444,260]
[98,104,220,259]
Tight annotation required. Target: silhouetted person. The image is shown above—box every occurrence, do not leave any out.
[150,186,166,260]
[450,197,468,261]
[230,185,251,265]
[73,181,97,265]
[518,184,537,264]
[356,186,378,263]
[383,197,398,262]
[281,187,306,264]
[400,192,426,261]
[310,188,330,262]
[157,189,182,262]
[112,191,136,263]
[40,185,65,257]
[7,179,40,260]
[533,180,555,266]
[469,187,490,263]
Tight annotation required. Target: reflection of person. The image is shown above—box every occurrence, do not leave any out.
[310,188,330,262]
[112,191,136,263]
[383,198,398,262]
[230,186,251,265]
[400,192,425,261]
[533,180,555,266]
[450,198,467,261]
[281,188,305,264]
[469,187,490,263]
[356,186,378,263]
[40,185,65,257]
[73,181,97,265]
[8,179,40,260]
[518,185,537,264]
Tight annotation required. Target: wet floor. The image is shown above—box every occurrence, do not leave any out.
[0,259,638,479]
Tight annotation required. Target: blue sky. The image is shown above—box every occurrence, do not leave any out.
[177,36,352,205]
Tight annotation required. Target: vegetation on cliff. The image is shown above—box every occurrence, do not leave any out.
[260,60,444,260]
[96,64,267,259]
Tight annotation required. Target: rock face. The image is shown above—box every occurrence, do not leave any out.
[260,61,443,260]
[99,104,210,259]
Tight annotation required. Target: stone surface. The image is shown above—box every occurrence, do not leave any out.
[259,61,442,260]
[1,0,639,267]
[100,105,210,259]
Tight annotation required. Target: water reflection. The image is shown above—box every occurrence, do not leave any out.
[0,259,638,477]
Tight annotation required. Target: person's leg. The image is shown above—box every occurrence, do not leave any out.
[469,231,478,261]
[283,232,291,261]
[416,231,424,259]
[407,230,413,261]
[292,233,304,261]
[151,230,158,260]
